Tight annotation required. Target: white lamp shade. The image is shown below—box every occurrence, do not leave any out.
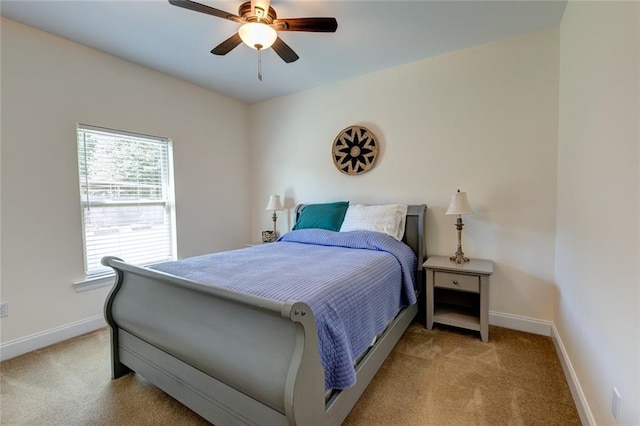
[265,195,283,211]
[445,190,473,215]
[239,23,278,50]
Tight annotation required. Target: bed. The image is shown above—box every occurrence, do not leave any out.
[103,203,426,425]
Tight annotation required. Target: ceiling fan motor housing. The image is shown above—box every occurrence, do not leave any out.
[239,2,277,23]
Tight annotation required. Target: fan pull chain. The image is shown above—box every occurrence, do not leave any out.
[257,49,263,81]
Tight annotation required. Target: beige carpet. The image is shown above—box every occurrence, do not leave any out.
[0,324,580,425]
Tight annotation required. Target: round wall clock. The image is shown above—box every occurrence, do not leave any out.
[332,125,378,175]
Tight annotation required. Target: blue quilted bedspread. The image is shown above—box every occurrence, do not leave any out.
[151,229,417,390]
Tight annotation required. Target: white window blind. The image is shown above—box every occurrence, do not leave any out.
[77,124,176,277]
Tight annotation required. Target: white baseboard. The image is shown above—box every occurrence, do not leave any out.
[0,314,107,362]
[2,311,549,361]
[551,323,596,426]
[489,311,552,336]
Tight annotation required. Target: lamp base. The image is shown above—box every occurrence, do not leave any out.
[451,217,470,264]
[450,251,470,264]
[272,211,278,237]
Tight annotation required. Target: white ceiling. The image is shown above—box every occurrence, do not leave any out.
[1,0,567,104]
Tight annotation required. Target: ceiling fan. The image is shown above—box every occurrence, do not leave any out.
[168,0,338,67]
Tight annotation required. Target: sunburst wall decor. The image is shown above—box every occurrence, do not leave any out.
[332,125,378,175]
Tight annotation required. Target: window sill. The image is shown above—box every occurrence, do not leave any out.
[73,274,115,293]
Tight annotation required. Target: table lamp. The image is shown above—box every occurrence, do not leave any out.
[265,194,283,238]
[445,189,473,263]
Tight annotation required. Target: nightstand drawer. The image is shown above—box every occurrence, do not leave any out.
[434,272,479,293]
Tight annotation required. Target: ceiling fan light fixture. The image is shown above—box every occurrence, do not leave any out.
[239,22,277,50]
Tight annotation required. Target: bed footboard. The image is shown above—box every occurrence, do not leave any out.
[103,256,325,425]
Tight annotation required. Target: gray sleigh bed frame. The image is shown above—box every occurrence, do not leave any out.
[103,204,426,425]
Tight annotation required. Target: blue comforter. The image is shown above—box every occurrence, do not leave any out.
[151,229,417,390]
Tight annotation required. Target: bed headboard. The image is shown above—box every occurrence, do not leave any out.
[293,203,427,269]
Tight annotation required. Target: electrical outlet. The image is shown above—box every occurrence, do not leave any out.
[612,387,621,422]
[0,302,7,318]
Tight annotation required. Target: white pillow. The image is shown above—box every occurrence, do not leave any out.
[339,204,408,241]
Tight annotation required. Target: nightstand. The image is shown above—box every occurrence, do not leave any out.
[424,256,493,342]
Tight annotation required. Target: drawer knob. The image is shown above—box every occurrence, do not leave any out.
[453,280,459,285]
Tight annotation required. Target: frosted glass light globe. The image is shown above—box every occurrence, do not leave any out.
[239,23,277,50]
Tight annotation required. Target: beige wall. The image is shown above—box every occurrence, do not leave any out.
[556,2,639,424]
[249,29,560,322]
[0,18,251,343]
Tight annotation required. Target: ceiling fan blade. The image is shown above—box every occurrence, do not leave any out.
[272,17,338,32]
[211,33,243,55]
[168,0,243,24]
[271,37,299,63]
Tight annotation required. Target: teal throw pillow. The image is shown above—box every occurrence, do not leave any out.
[293,202,349,232]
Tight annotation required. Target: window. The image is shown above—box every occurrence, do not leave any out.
[77,124,176,277]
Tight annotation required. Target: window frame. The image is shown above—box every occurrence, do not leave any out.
[76,123,177,279]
